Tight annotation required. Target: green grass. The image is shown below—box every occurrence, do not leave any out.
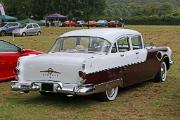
[0,26,180,120]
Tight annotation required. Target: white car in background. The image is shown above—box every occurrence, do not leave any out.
[12,23,41,36]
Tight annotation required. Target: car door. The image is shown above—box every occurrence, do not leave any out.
[26,24,33,35]
[130,35,149,82]
[32,24,39,35]
[116,36,140,86]
[0,41,21,80]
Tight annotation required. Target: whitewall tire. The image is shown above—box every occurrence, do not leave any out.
[98,87,119,101]
[155,61,167,82]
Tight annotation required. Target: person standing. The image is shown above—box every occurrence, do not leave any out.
[119,18,125,28]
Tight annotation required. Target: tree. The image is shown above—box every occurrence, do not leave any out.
[1,0,106,20]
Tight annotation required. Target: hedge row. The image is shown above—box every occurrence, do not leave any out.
[125,16,180,25]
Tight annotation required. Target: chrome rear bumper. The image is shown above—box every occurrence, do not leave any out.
[11,79,123,96]
[11,81,95,95]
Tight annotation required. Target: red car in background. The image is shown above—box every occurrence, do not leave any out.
[0,40,43,81]
[108,20,118,27]
[63,21,77,27]
[85,20,96,27]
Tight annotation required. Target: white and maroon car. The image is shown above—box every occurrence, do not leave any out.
[11,28,173,101]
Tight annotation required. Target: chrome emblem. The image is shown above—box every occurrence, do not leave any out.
[40,68,61,75]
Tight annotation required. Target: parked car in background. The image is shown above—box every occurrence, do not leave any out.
[12,23,41,36]
[0,22,21,36]
[76,20,85,27]
[85,20,96,27]
[0,40,43,81]
[108,20,118,27]
[11,28,173,101]
[96,20,108,27]
[63,21,76,27]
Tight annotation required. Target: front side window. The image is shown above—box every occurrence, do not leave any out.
[27,24,33,29]
[50,37,111,54]
[131,36,143,50]
[0,41,18,52]
[117,37,130,52]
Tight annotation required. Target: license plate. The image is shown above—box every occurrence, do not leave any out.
[41,83,53,92]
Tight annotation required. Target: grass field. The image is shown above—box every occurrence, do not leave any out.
[0,26,179,120]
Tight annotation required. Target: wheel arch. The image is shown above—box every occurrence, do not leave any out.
[1,30,6,34]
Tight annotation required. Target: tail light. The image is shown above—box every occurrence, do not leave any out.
[14,68,20,75]
[79,71,86,79]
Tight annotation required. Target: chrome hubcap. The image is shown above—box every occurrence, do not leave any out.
[107,88,115,97]
[161,62,167,81]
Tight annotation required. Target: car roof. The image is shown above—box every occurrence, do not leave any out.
[60,28,141,43]
[26,23,38,25]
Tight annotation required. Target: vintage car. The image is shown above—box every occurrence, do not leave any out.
[0,40,43,81]
[63,21,77,27]
[96,20,108,27]
[11,28,173,101]
[76,20,86,27]
[108,20,118,27]
[85,20,96,27]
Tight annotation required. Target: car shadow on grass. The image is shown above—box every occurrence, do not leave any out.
[13,80,155,107]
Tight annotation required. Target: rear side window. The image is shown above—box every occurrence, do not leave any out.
[33,24,39,28]
[12,23,18,26]
[117,37,130,52]
[131,36,143,50]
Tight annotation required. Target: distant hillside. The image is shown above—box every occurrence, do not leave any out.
[105,0,180,18]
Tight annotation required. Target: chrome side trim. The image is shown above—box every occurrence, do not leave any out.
[11,79,123,96]
[169,60,173,65]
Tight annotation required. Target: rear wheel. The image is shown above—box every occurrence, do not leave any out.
[37,31,41,36]
[98,87,118,101]
[155,61,167,82]
[22,32,26,37]
[39,91,53,96]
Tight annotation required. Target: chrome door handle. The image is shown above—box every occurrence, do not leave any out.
[120,54,124,57]
[136,52,139,54]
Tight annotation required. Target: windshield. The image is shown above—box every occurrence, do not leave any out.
[50,36,111,54]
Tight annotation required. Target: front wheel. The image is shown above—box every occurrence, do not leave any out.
[155,61,167,82]
[1,31,6,36]
[98,87,119,101]
[37,31,41,36]
[39,91,53,96]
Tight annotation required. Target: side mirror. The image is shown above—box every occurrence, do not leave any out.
[18,48,24,54]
